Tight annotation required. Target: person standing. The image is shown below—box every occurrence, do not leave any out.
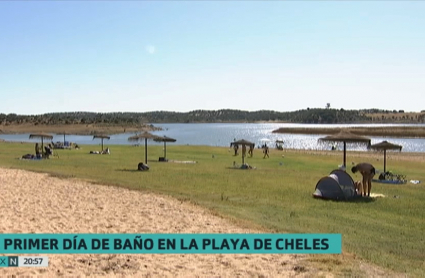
[263,146,269,159]
[351,163,375,197]
[35,143,41,158]
[233,144,239,156]
[248,145,254,157]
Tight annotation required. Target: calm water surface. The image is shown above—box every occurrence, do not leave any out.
[1,123,425,153]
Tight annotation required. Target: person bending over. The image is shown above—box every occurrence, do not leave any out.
[351,163,375,197]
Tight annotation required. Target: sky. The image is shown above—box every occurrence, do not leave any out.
[1,1,424,115]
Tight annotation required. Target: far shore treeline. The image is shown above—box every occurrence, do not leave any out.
[1,108,425,126]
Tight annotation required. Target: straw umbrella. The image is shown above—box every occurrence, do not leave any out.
[260,138,271,147]
[153,136,177,161]
[369,141,402,173]
[275,139,284,150]
[231,139,255,165]
[128,131,160,164]
[29,133,54,152]
[319,129,371,169]
[93,134,110,151]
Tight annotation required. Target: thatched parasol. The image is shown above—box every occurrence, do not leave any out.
[260,138,271,147]
[369,141,402,173]
[153,136,177,161]
[128,131,160,164]
[29,133,54,151]
[319,129,371,169]
[231,139,255,165]
[93,134,110,151]
[275,139,284,150]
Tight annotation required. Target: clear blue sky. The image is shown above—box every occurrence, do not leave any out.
[1,1,424,115]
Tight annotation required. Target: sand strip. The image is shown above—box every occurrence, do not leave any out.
[0,168,399,277]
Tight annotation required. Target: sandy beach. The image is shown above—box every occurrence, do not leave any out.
[0,168,400,277]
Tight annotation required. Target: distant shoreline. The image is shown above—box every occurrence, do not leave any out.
[272,126,425,138]
[2,123,425,138]
[0,124,161,135]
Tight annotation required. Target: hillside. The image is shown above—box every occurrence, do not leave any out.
[1,109,424,130]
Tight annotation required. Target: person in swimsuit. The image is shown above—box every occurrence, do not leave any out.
[351,163,375,197]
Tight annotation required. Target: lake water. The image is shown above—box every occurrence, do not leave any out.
[1,123,425,153]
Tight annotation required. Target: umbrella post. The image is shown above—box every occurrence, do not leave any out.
[343,141,347,168]
[63,134,66,146]
[384,149,387,173]
[164,142,167,159]
[101,139,104,151]
[145,138,148,164]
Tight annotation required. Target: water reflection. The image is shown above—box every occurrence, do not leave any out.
[1,123,425,153]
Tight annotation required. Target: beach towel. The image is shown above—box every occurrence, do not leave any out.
[20,154,42,160]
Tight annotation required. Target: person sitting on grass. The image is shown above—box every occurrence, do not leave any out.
[351,163,376,197]
[44,144,53,158]
[241,163,253,169]
[354,181,363,196]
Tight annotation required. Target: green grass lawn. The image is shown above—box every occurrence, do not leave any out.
[1,142,424,276]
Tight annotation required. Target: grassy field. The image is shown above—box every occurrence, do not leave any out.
[0,142,424,276]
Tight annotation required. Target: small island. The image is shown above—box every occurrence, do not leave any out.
[272,126,425,138]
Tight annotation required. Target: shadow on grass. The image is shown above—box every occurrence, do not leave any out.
[115,169,147,173]
[346,196,377,203]
[313,196,376,203]
[140,159,183,163]
[225,167,256,170]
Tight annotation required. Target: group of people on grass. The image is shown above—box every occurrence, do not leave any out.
[89,148,110,155]
[22,143,55,160]
[29,138,377,197]
[231,141,376,196]
[232,144,256,158]
[232,143,269,159]
[35,143,54,158]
